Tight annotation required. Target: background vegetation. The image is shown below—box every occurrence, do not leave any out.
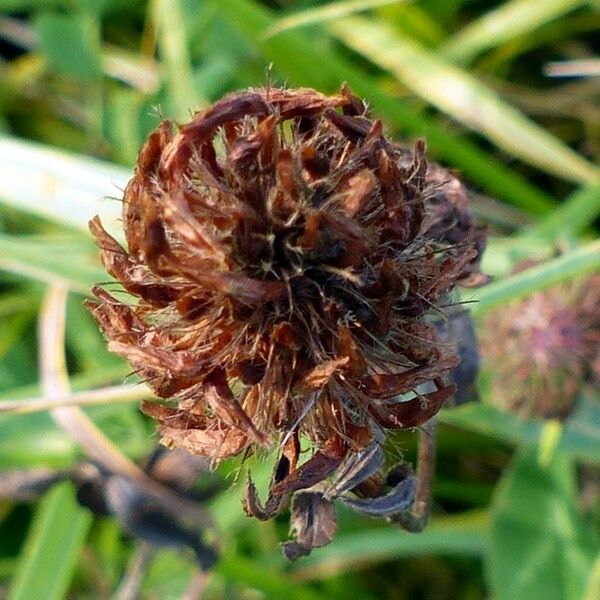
[0,0,599,598]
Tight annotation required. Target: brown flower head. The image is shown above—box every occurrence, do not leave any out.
[481,267,600,420]
[87,85,485,557]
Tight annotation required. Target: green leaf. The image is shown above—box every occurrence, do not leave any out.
[8,482,92,600]
[488,448,598,600]
[36,13,102,83]
[152,0,205,119]
[216,554,324,600]
[0,412,77,468]
[328,16,600,185]
[584,552,600,600]
[439,391,600,466]
[0,0,65,11]
[443,0,587,64]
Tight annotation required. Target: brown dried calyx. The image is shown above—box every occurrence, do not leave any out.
[87,85,486,558]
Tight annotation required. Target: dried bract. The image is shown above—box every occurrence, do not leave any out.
[88,85,485,557]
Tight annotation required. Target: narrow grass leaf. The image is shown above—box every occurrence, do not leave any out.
[329,16,600,185]
[291,510,489,580]
[7,482,92,600]
[263,0,404,38]
[439,392,600,466]
[217,554,325,600]
[36,12,102,82]
[0,234,106,294]
[0,136,128,236]
[584,552,600,600]
[151,0,205,119]
[524,184,600,240]
[444,0,587,64]
[467,239,600,314]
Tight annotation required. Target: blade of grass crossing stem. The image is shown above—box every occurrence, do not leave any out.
[443,0,587,65]
[524,184,600,240]
[468,240,600,315]
[328,16,600,185]
[263,0,404,38]
[8,482,92,600]
[213,0,556,214]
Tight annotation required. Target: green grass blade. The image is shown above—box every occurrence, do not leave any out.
[584,552,600,600]
[440,391,600,466]
[0,234,104,294]
[468,239,600,315]
[0,136,128,235]
[214,0,556,214]
[151,0,205,119]
[291,510,489,580]
[8,482,92,600]
[524,184,600,239]
[443,0,586,64]
[329,16,600,185]
[263,0,403,38]
[216,555,324,600]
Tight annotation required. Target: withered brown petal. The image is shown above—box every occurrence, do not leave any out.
[203,369,270,447]
[282,492,337,560]
[271,438,348,496]
[242,472,288,521]
[159,426,248,460]
[368,384,455,430]
[301,356,349,391]
[360,357,459,400]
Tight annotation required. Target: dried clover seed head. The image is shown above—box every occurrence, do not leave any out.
[87,85,485,557]
[482,269,600,419]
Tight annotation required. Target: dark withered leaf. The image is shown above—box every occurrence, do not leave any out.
[105,476,217,570]
[75,464,112,515]
[435,309,481,405]
[341,475,418,517]
[283,492,337,561]
[143,447,223,501]
[0,468,72,502]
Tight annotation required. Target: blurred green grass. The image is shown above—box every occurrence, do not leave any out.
[0,1,599,598]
